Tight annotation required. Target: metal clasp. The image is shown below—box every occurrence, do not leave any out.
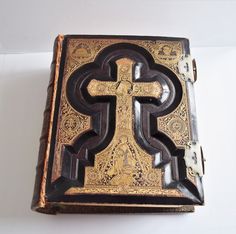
[178,55,197,83]
[184,141,204,176]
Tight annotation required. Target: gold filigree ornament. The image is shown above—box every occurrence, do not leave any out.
[154,42,182,64]
[158,95,190,148]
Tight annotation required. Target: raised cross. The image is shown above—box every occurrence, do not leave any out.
[87,58,162,135]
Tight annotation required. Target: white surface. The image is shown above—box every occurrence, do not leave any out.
[1,0,236,53]
[0,47,236,233]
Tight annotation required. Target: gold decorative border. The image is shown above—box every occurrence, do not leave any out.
[65,186,182,197]
[64,38,182,76]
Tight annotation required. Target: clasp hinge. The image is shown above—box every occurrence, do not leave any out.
[178,55,197,83]
[184,141,205,176]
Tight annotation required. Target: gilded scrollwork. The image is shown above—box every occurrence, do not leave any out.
[51,95,91,182]
[64,38,183,76]
[65,186,182,196]
[59,97,90,142]
[153,42,182,65]
[158,94,190,147]
[85,135,162,188]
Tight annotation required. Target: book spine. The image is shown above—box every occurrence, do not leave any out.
[31,35,64,211]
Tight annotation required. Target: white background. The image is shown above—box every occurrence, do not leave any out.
[0,0,236,233]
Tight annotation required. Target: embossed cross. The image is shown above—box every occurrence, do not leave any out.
[87,58,162,135]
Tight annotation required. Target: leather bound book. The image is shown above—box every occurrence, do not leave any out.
[32,35,205,214]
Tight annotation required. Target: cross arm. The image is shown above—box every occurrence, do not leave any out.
[87,79,117,97]
[132,81,163,99]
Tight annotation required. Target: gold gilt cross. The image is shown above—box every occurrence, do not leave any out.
[87,58,162,135]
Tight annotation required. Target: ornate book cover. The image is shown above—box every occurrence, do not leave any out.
[32,35,205,214]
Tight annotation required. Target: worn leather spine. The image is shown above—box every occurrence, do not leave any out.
[31,35,63,212]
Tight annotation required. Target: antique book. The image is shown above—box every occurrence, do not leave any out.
[32,35,205,214]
